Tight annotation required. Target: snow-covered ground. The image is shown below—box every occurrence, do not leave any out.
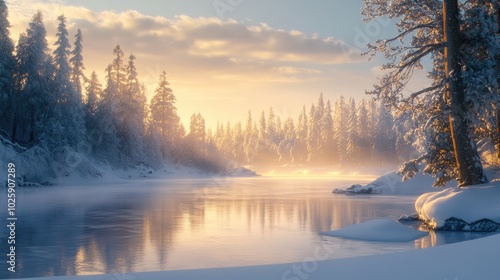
[321,219,428,242]
[0,135,259,188]
[332,171,454,195]
[13,232,500,280]
[332,168,500,195]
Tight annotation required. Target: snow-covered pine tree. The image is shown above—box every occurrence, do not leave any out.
[0,0,15,137]
[100,45,126,143]
[259,111,266,140]
[84,71,105,153]
[69,29,85,103]
[113,49,130,129]
[275,114,283,144]
[279,117,296,163]
[232,121,244,162]
[345,97,359,166]
[14,11,52,145]
[114,53,146,163]
[85,71,101,117]
[308,93,326,163]
[206,127,214,147]
[373,101,396,166]
[221,121,233,160]
[307,103,323,164]
[254,111,267,164]
[111,45,127,94]
[53,15,72,96]
[266,107,279,163]
[181,112,208,165]
[393,107,417,164]
[356,99,371,160]
[267,107,276,144]
[91,63,121,162]
[49,14,85,151]
[367,99,378,141]
[294,106,308,163]
[319,100,334,164]
[149,71,181,158]
[333,96,348,165]
[243,110,256,163]
[189,113,206,144]
[363,0,498,186]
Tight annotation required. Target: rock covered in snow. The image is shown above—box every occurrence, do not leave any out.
[398,213,420,222]
[416,182,500,231]
[439,218,500,232]
[332,184,376,194]
[229,167,260,177]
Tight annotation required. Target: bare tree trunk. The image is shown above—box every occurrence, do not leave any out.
[443,0,487,186]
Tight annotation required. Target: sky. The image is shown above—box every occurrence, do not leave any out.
[5,0,429,128]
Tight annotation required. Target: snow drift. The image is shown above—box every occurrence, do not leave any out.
[416,182,500,231]
[321,219,428,242]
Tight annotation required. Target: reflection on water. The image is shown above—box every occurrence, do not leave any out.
[0,177,494,279]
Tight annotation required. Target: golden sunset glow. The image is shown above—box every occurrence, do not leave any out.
[4,0,399,129]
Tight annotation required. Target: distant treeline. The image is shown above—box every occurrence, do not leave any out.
[205,93,415,167]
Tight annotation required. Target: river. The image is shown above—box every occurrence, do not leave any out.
[0,175,491,278]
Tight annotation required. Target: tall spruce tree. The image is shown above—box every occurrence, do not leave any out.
[356,99,371,159]
[149,71,181,157]
[345,98,359,166]
[14,11,51,144]
[279,117,296,163]
[50,14,85,150]
[243,110,256,163]
[295,106,308,163]
[111,45,127,93]
[306,104,318,163]
[333,96,348,165]
[0,0,15,137]
[85,71,101,117]
[84,71,103,152]
[69,29,85,102]
[114,53,146,162]
[319,99,334,164]
[373,102,396,166]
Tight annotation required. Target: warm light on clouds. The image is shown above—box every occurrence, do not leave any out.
[5,0,385,128]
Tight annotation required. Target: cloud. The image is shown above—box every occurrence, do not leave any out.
[6,2,363,79]
[4,1,374,127]
[275,67,322,75]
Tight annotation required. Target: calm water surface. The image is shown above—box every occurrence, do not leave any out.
[0,176,492,278]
